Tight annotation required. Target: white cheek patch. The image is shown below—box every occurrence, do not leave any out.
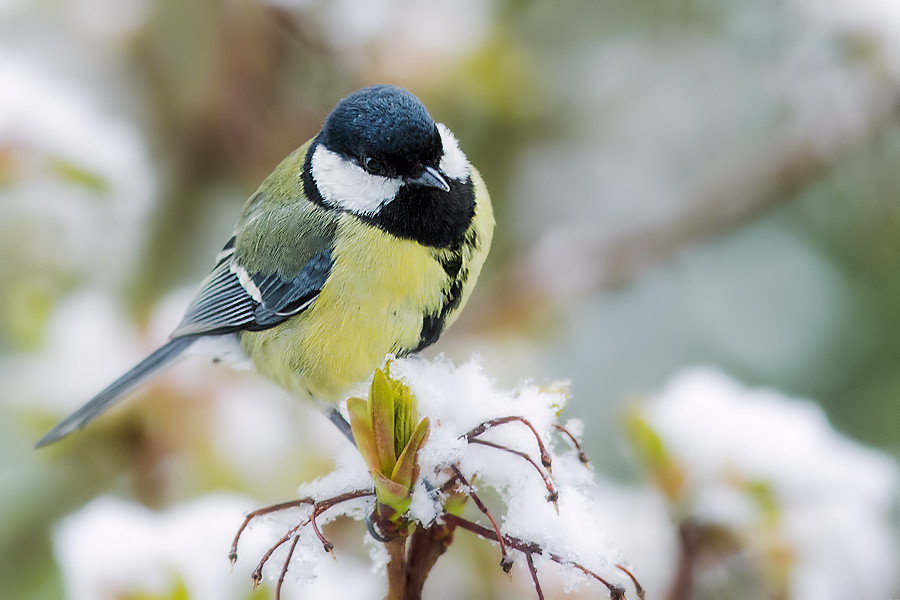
[436,123,470,181]
[311,145,402,215]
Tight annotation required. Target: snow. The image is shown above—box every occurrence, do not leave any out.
[54,495,261,600]
[51,360,897,599]
[643,367,899,600]
[391,355,630,589]
[230,355,633,595]
[55,493,384,600]
[646,368,897,511]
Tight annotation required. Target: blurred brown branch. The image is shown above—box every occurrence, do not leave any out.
[463,84,900,333]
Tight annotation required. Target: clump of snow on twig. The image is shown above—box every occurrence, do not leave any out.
[252,355,632,594]
[392,355,627,590]
[258,445,379,587]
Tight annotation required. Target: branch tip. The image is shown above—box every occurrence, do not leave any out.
[464,416,553,473]
[616,564,645,600]
[230,497,314,567]
[468,438,558,503]
[553,423,591,466]
[235,490,373,592]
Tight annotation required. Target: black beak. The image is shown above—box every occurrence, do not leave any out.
[406,165,450,192]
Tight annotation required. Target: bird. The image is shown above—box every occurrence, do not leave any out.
[36,84,494,447]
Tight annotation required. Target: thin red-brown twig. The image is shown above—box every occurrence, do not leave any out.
[252,522,305,589]
[438,473,462,494]
[552,423,591,465]
[308,490,374,554]
[464,416,553,471]
[444,513,639,599]
[468,438,559,508]
[525,551,545,600]
[617,564,645,600]
[443,513,540,554]
[450,465,513,572]
[230,498,314,566]
[241,490,374,589]
[275,535,300,600]
[570,562,626,599]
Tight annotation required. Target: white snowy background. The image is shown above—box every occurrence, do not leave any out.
[2,1,899,599]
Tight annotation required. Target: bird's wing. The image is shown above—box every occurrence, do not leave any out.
[171,237,334,338]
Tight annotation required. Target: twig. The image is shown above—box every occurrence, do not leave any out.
[438,472,464,495]
[468,438,559,508]
[310,490,374,555]
[464,416,552,471]
[525,552,545,600]
[570,562,626,599]
[403,523,457,599]
[444,513,641,600]
[275,535,300,600]
[450,465,513,572]
[552,423,590,466]
[239,490,373,589]
[385,537,408,600]
[444,513,539,555]
[617,564,645,600]
[252,523,305,589]
[230,498,314,566]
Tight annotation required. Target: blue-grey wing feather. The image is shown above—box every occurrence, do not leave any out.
[172,239,334,337]
[251,250,333,325]
[35,238,333,447]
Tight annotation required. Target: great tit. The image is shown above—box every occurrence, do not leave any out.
[37,84,494,447]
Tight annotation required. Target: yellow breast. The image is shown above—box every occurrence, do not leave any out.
[240,213,450,402]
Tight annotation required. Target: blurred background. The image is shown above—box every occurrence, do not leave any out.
[1,0,898,599]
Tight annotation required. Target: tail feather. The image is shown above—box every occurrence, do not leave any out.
[35,337,197,448]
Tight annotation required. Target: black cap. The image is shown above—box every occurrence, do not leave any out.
[320,85,442,173]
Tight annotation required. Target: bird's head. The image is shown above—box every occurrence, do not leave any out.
[307,85,471,218]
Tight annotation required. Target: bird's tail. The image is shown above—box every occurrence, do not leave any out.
[35,336,197,448]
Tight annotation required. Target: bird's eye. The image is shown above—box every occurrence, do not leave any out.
[363,156,387,176]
